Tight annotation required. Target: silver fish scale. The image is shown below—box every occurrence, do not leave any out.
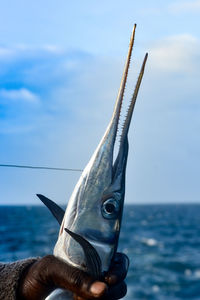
[46,289,73,300]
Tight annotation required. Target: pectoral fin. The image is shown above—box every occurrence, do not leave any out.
[37,194,65,225]
[65,228,102,279]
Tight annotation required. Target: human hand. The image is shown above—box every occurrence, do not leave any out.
[18,253,129,300]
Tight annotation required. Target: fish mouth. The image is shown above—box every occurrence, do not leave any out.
[99,24,148,193]
[81,25,148,199]
[112,51,148,186]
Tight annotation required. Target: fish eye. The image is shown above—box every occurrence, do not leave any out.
[101,198,120,219]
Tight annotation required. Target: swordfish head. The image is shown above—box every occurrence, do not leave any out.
[48,25,147,277]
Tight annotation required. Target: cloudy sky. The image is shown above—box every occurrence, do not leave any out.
[1,0,200,205]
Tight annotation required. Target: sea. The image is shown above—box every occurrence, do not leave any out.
[0,204,200,300]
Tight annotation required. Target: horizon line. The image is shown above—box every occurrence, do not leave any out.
[0,202,200,207]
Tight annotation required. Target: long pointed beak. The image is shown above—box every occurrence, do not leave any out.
[89,24,148,187]
[96,24,137,156]
[113,52,148,186]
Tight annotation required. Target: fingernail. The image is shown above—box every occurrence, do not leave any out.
[90,281,107,297]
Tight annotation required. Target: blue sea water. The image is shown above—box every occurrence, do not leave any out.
[0,204,200,300]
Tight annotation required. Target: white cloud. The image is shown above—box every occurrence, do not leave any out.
[41,45,64,54]
[0,44,64,62]
[0,46,14,57]
[14,44,64,54]
[0,88,39,103]
[0,123,35,134]
[170,0,200,13]
[149,34,200,73]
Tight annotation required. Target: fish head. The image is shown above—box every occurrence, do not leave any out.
[54,25,148,275]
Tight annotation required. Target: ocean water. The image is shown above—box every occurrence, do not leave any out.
[0,204,200,300]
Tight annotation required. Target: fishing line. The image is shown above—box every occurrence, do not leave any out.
[0,164,83,172]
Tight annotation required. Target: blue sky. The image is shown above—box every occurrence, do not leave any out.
[1,0,200,205]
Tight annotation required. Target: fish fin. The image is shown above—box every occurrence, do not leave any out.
[64,228,102,279]
[36,194,65,225]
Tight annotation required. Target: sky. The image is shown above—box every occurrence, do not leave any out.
[1,0,200,205]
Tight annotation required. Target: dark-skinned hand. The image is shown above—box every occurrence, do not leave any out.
[18,252,129,300]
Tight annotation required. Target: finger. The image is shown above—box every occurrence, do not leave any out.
[43,256,107,299]
[105,253,129,285]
